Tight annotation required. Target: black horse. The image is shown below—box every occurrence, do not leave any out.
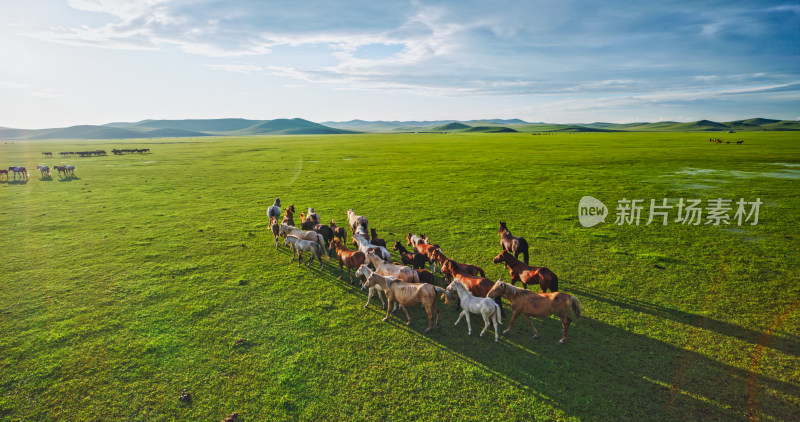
[498,221,529,264]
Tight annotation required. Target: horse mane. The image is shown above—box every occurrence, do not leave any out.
[499,281,529,298]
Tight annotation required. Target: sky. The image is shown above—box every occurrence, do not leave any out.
[0,0,798,129]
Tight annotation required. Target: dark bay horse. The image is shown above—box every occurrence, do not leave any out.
[0,169,7,180]
[487,281,580,343]
[498,221,529,264]
[493,250,558,292]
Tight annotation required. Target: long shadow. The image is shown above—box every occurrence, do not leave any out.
[57,175,81,182]
[570,285,800,357]
[268,240,800,420]
[7,179,28,185]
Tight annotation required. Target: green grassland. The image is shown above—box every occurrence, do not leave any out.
[1,132,799,421]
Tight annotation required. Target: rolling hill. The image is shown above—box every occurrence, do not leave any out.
[0,117,797,140]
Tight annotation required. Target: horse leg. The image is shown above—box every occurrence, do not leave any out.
[464,311,472,336]
[423,305,434,333]
[525,315,539,339]
[454,310,465,326]
[364,288,374,308]
[479,311,491,338]
[559,315,572,344]
[382,299,393,322]
[338,263,344,280]
[297,251,303,267]
[502,310,521,335]
[401,305,412,326]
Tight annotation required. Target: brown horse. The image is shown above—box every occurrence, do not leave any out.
[498,221,529,264]
[370,228,387,248]
[493,250,558,292]
[330,219,347,244]
[358,265,446,333]
[487,281,580,343]
[300,213,316,230]
[414,269,436,285]
[393,241,427,269]
[269,217,281,249]
[330,238,366,284]
[441,260,503,316]
[282,206,295,227]
[431,251,485,279]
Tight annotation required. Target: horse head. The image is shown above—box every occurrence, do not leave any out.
[486,280,505,299]
[492,252,507,264]
[273,198,281,207]
[498,221,508,235]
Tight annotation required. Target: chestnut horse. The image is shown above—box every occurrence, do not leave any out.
[330,238,365,284]
[281,205,295,227]
[330,219,347,244]
[441,260,503,316]
[300,213,316,231]
[487,281,580,343]
[498,221,529,264]
[431,251,485,279]
[358,264,446,333]
[493,250,558,292]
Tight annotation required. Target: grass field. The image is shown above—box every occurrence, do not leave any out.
[1,132,799,421]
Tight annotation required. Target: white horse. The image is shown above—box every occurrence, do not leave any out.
[352,234,391,261]
[36,165,50,177]
[267,198,281,223]
[279,224,328,256]
[364,252,419,284]
[355,264,392,311]
[284,235,325,269]
[65,165,75,176]
[347,209,368,234]
[447,280,503,342]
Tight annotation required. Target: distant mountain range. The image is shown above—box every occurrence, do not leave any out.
[0,117,797,140]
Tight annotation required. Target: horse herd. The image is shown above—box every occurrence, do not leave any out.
[0,165,76,181]
[267,198,582,344]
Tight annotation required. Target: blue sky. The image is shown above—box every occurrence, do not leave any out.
[1,0,798,128]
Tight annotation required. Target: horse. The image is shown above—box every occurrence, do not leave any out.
[737,140,744,145]
[314,224,334,251]
[447,280,502,342]
[284,235,325,269]
[0,169,8,180]
[279,224,328,255]
[281,205,295,227]
[358,264,446,333]
[406,233,425,247]
[407,234,439,272]
[487,281,581,343]
[36,165,50,177]
[493,250,558,292]
[64,165,75,176]
[352,234,391,262]
[330,238,366,284]
[54,165,67,178]
[414,269,435,285]
[393,241,427,269]
[370,228,387,248]
[306,208,321,225]
[355,264,389,310]
[347,209,368,234]
[430,250,484,279]
[269,217,281,249]
[330,219,347,244]
[300,213,316,231]
[498,221,529,264]
[441,260,503,316]
[8,167,28,181]
[267,198,281,223]
[364,252,420,284]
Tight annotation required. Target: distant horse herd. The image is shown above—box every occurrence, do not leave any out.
[709,138,744,145]
[268,198,582,343]
[2,148,152,182]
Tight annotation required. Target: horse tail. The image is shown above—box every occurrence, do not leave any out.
[551,273,559,292]
[522,248,529,265]
[413,270,420,284]
[433,286,447,299]
[477,266,486,278]
[492,299,502,325]
[318,241,331,262]
[317,233,329,257]
[570,295,581,320]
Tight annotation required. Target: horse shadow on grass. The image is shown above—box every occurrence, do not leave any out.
[272,242,800,420]
[57,175,80,182]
